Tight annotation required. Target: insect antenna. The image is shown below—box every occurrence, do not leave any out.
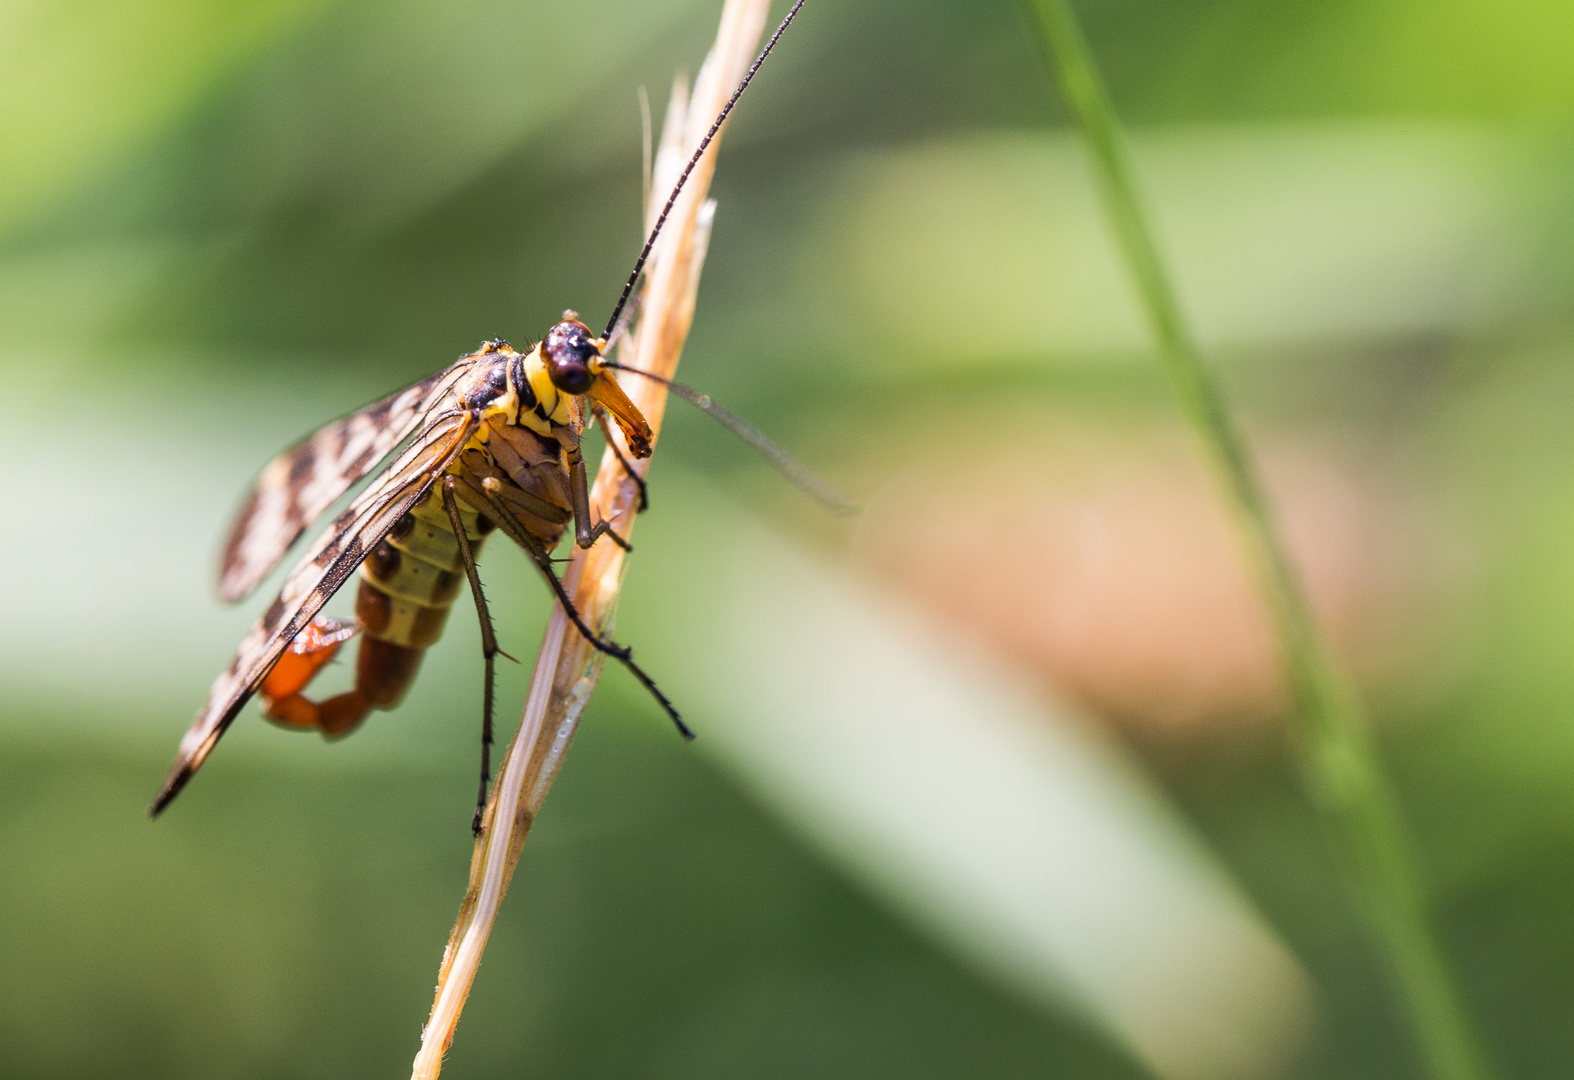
[601,0,807,341]
[604,361,856,515]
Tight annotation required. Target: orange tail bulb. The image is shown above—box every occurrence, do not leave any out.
[259,617,370,737]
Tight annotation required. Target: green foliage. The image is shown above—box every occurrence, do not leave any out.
[6,0,1574,1077]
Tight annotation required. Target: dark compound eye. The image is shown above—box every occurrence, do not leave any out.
[550,360,592,395]
[543,319,598,395]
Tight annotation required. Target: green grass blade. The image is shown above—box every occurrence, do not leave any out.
[1015,2,1497,1078]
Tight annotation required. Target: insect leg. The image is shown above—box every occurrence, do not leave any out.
[565,441,633,551]
[441,476,504,836]
[593,404,650,512]
[459,476,692,740]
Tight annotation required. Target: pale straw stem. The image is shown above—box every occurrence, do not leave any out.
[409,2,768,1076]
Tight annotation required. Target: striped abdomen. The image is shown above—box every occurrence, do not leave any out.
[349,487,493,709]
[349,420,574,710]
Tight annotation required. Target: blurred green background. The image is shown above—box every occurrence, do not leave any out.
[5,0,1574,1077]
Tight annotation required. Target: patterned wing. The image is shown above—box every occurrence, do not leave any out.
[217,360,475,603]
[151,409,477,815]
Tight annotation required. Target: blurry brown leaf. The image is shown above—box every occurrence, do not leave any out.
[854,425,1434,737]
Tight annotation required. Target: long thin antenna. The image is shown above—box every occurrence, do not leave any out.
[605,361,857,515]
[602,0,807,340]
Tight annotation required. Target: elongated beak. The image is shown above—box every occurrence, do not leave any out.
[586,368,653,457]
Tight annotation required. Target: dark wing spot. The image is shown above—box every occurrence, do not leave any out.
[288,447,316,483]
[261,597,287,633]
[316,510,357,567]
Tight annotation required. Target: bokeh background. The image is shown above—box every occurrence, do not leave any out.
[4,0,1574,1077]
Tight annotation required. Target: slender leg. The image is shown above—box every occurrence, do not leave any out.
[442,476,504,836]
[460,476,692,740]
[566,442,632,551]
[594,405,650,512]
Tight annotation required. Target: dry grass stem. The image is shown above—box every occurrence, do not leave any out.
[409,2,769,1076]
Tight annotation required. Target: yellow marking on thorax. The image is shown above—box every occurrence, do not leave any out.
[460,382,520,454]
[519,347,574,435]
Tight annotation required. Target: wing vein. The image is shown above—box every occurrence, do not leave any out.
[152,408,478,814]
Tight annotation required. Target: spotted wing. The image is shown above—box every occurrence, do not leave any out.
[151,409,477,815]
[217,360,475,603]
